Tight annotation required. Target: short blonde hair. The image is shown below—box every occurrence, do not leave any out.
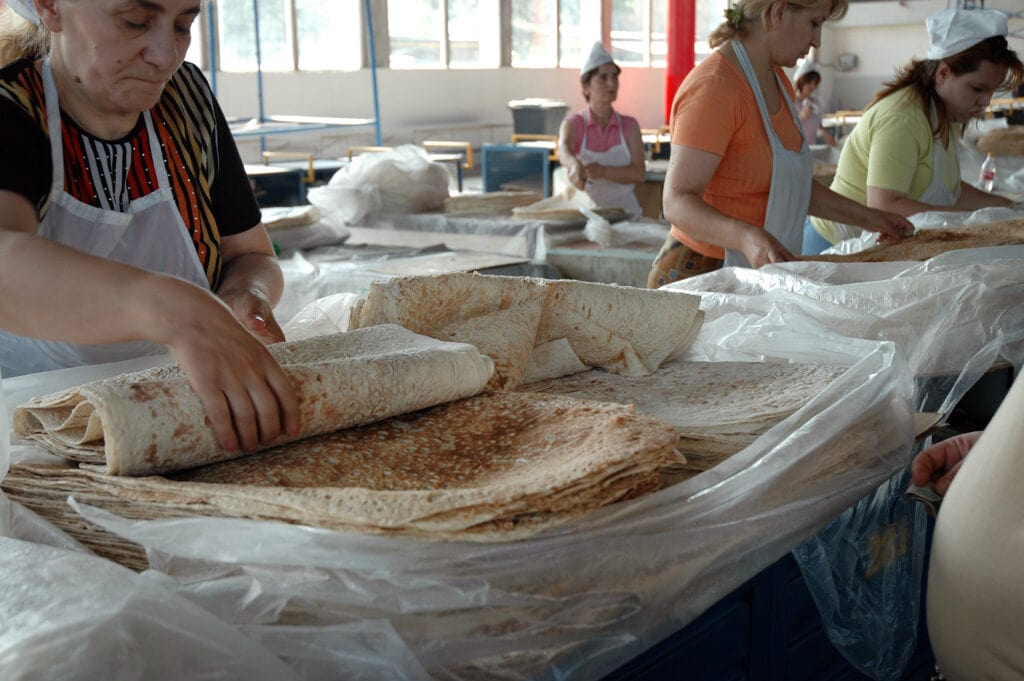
[709,0,849,50]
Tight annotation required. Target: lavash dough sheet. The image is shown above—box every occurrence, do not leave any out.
[6,250,1024,678]
[13,325,495,476]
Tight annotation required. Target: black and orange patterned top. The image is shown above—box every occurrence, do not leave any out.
[0,59,259,289]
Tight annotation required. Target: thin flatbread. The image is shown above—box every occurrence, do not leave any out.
[3,392,681,546]
[13,325,494,476]
[803,218,1024,262]
[352,273,703,389]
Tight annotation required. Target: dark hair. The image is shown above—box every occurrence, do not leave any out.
[795,71,821,91]
[580,62,621,102]
[869,35,1024,140]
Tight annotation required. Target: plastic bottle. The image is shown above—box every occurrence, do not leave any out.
[979,152,997,192]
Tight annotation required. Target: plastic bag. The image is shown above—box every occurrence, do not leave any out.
[792,466,928,681]
[307,145,450,226]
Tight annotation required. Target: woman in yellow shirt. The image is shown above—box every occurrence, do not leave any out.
[805,8,1024,253]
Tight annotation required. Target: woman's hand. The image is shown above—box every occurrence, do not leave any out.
[740,228,795,268]
[910,431,982,496]
[583,162,605,181]
[218,285,286,345]
[567,159,588,189]
[863,208,915,243]
[161,280,300,454]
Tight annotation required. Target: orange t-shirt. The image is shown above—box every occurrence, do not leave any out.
[668,51,805,259]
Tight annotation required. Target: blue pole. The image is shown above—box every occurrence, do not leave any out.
[362,0,382,146]
[207,1,217,95]
[252,0,266,153]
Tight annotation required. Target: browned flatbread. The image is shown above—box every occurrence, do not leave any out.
[977,127,1024,157]
[352,272,704,390]
[3,392,682,568]
[802,218,1024,263]
[13,325,494,476]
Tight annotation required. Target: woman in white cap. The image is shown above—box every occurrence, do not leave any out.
[0,0,299,453]
[650,0,912,286]
[804,8,1024,254]
[792,62,837,146]
[557,41,646,217]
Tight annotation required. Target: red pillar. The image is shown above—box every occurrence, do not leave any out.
[665,0,696,124]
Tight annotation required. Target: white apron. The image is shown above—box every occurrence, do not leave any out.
[0,60,209,378]
[579,108,643,218]
[829,112,961,244]
[726,41,812,268]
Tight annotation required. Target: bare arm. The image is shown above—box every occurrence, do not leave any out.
[809,182,914,242]
[557,117,586,190]
[582,124,647,185]
[0,190,299,452]
[866,181,1012,218]
[662,144,792,268]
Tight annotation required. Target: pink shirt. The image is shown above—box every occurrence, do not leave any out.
[567,108,639,154]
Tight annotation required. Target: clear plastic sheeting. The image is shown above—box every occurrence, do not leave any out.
[1,310,915,678]
[0,537,305,681]
[668,249,1024,680]
[306,146,451,226]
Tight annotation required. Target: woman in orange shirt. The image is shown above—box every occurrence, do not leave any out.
[649,0,913,287]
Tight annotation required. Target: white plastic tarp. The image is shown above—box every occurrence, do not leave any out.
[6,244,1024,678]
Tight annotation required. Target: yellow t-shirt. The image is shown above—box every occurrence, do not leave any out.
[811,88,962,244]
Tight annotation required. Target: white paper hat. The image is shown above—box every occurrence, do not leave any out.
[581,42,614,75]
[7,0,41,25]
[926,9,1008,60]
[794,59,819,82]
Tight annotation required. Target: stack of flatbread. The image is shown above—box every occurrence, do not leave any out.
[524,360,848,483]
[5,277,707,568]
[442,191,542,216]
[803,217,1024,263]
[351,272,704,390]
[977,127,1024,157]
[5,392,680,569]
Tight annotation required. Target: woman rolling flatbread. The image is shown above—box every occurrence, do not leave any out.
[0,0,299,453]
[649,0,913,286]
[804,8,1024,254]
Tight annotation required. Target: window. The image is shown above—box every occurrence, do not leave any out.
[213,0,362,72]
[558,1,601,67]
[388,0,500,69]
[513,0,665,69]
[610,0,667,67]
[296,0,362,71]
[696,0,730,62]
[511,0,556,68]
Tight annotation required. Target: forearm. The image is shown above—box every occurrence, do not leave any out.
[590,161,646,185]
[663,191,753,251]
[0,229,196,345]
[809,182,879,224]
[955,181,1014,211]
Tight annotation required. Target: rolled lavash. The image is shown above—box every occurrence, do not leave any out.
[13,324,494,476]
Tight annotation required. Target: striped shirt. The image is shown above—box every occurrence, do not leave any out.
[0,59,259,288]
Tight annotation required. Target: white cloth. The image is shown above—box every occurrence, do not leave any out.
[578,108,642,218]
[0,60,210,377]
[725,41,812,268]
[926,8,1009,60]
[7,0,40,25]
[927,372,1024,679]
[581,41,614,74]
